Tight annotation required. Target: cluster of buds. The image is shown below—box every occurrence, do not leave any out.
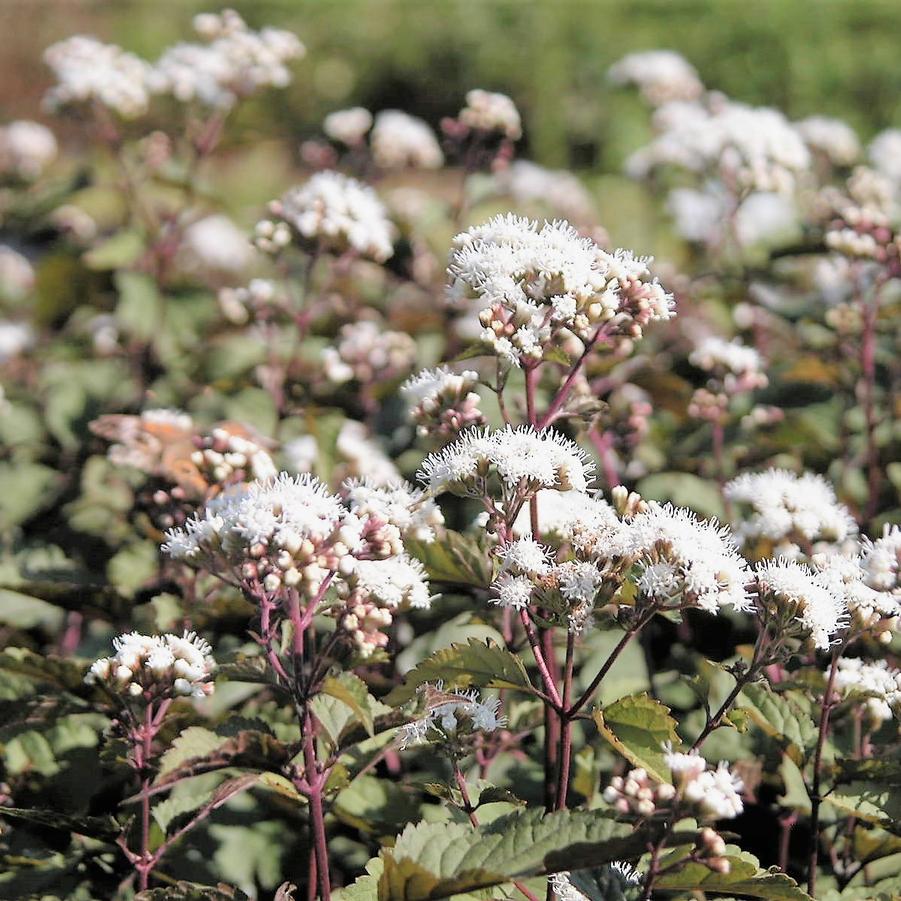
[688,335,768,424]
[252,217,293,254]
[398,682,506,752]
[400,366,486,440]
[693,827,733,875]
[162,473,404,606]
[321,320,417,386]
[190,424,277,486]
[600,384,653,451]
[822,167,901,270]
[333,555,431,656]
[441,89,521,172]
[218,278,285,325]
[343,478,445,544]
[603,748,744,825]
[86,631,216,701]
[688,387,729,423]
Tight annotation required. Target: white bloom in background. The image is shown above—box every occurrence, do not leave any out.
[795,115,860,167]
[0,246,36,300]
[833,657,901,724]
[44,36,155,118]
[868,129,901,183]
[733,192,799,248]
[725,469,857,556]
[344,478,444,543]
[266,171,395,261]
[494,160,596,224]
[0,121,57,179]
[448,213,673,363]
[181,214,254,276]
[625,503,751,613]
[323,106,373,146]
[335,420,402,485]
[85,631,216,700]
[370,110,443,169]
[668,185,725,244]
[0,320,35,363]
[399,685,506,749]
[153,9,303,109]
[321,319,417,385]
[218,278,280,324]
[459,89,522,139]
[608,50,704,105]
[418,425,594,497]
[755,557,848,649]
[862,525,901,595]
[690,335,764,377]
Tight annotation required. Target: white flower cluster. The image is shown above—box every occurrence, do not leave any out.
[512,489,620,546]
[603,748,743,821]
[448,214,673,365]
[833,657,901,725]
[43,35,155,118]
[725,469,858,558]
[628,100,811,194]
[608,50,704,105]
[755,558,848,650]
[868,129,901,184]
[862,525,901,596]
[822,166,899,261]
[400,366,485,439]
[458,89,522,140]
[399,684,506,749]
[190,424,278,486]
[218,278,281,324]
[86,631,215,700]
[812,553,898,639]
[370,110,444,169]
[690,335,764,378]
[152,9,304,109]
[0,121,57,180]
[321,320,417,385]
[323,107,373,146]
[795,116,860,168]
[343,478,444,543]
[417,426,593,500]
[494,160,596,224]
[548,863,642,901]
[626,503,752,613]
[258,171,395,261]
[162,472,403,602]
[180,214,255,277]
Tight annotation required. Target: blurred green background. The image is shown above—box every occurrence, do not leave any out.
[4,0,901,173]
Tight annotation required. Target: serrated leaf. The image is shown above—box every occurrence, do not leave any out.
[593,693,679,782]
[321,672,375,737]
[385,638,537,706]
[216,652,276,685]
[136,881,250,900]
[738,683,817,762]
[0,647,88,692]
[378,808,686,899]
[823,782,901,832]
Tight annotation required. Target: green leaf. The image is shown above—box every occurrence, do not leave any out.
[321,672,375,737]
[84,230,144,270]
[114,271,161,341]
[593,693,679,782]
[0,806,120,839]
[378,808,683,899]
[0,462,60,528]
[406,531,495,588]
[385,638,537,706]
[738,682,817,762]
[136,881,251,900]
[215,652,275,685]
[0,647,87,692]
[333,774,420,835]
[778,754,811,814]
[823,782,901,832]
[654,846,812,899]
[332,858,384,901]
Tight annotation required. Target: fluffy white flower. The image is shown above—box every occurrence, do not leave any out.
[497,538,552,576]
[265,171,395,261]
[690,335,763,376]
[492,573,536,610]
[862,525,901,595]
[343,478,444,543]
[399,686,506,749]
[625,503,752,613]
[0,246,35,300]
[795,116,860,167]
[347,555,431,609]
[44,36,154,118]
[0,320,35,363]
[180,214,254,276]
[725,468,857,555]
[608,50,704,105]
[323,107,372,145]
[0,121,57,179]
[153,10,303,109]
[833,657,901,724]
[370,110,443,169]
[417,425,594,497]
[86,631,215,700]
[868,129,901,183]
[755,558,848,649]
[459,89,522,139]
[812,552,899,636]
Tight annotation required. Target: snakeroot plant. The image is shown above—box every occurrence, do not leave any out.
[0,12,899,901]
